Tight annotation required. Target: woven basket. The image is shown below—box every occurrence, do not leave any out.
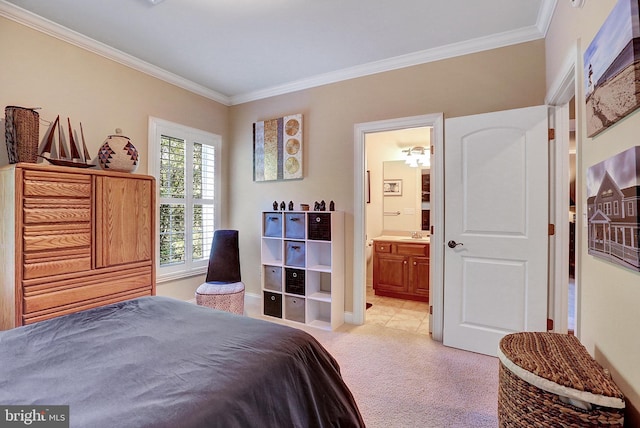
[498,332,625,427]
[5,106,40,164]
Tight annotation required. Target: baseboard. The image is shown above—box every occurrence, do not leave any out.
[344,311,355,324]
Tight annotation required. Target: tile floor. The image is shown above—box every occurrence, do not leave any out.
[365,286,430,335]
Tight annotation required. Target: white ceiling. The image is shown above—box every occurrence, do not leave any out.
[1,0,556,105]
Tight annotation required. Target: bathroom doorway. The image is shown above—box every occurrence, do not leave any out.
[364,127,431,335]
[353,114,444,340]
[547,46,578,336]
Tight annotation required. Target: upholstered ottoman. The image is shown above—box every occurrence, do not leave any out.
[498,332,625,427]
[195,281,245,315]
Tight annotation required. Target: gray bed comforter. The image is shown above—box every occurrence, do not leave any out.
[0,296,364,428]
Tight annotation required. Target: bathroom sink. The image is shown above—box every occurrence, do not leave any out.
[400,237,430,242]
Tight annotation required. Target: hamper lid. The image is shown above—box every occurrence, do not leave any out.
[498,332,625,409]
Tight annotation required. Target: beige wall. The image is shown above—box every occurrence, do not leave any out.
[0,17,230,299]
[229,40,547,311]
[1,16,546,328]
[4,5,638,422]
[546,1,640,424]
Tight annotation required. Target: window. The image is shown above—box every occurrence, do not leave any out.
[629,201,635,217]
[149,117,221,281]
[614,200,619,216]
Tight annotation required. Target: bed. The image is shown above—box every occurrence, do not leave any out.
[0,296,365,428]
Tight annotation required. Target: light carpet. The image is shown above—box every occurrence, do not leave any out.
[301,322,499,428]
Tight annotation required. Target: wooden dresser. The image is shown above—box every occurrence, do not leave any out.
[0,163,155,330]
[372,238,429,302]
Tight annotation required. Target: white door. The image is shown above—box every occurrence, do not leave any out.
[443,105,548,356]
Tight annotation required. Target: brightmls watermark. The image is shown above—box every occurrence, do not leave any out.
[0,406,68,427]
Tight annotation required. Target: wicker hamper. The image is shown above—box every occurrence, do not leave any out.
[4,106,39,163]
[498,332,625,427]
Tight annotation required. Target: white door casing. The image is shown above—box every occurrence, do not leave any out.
[443,105,549,356]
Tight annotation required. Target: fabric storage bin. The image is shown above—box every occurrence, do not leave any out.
[285,213,305,239]
[498,332,625,428]
[263,291,282,318]
[285,296,305,323]
[285,241,305,267]
[263,266,282,291]
[263,213,282,237]
[285,268,305,295]
[308,213,331,241]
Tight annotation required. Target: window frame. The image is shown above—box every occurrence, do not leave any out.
[148,117,222,282]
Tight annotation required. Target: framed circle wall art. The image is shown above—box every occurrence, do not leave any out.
[253,113,303,181]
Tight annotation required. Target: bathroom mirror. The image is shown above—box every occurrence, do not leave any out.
[382,160,429,232]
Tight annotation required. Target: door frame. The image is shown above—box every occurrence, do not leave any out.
[353,113,444,340]
[545,42,580,335]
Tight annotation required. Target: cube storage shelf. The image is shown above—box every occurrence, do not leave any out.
[261,211,344,330]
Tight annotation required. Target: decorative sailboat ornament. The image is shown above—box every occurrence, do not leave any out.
[39,116,94,168]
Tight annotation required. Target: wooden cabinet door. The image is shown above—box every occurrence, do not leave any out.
[409,256,429,300]
[96,176,153,268]
[373,253,408,293]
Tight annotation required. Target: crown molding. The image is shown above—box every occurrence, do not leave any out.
[537,0,558,36]
[1,0,551,107]
[230,24,545,105]
[0,0,232,106]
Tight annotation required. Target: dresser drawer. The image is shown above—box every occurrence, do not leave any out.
[23,252,92,280]
[23,223,92,280]
[23,205,91,224]
[23,266,152,314]
[22,170,91,198]
[23,228,91,252]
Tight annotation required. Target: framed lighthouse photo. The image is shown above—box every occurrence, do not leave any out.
[584,0,640,138]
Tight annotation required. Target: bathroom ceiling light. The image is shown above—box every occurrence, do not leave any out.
[402,146,430,167]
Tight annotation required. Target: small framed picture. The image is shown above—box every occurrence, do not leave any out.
[383,179,402,196]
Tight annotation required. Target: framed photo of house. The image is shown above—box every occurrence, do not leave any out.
[584,0,640,137]
[586,146,640,271]
[383,179,402,196]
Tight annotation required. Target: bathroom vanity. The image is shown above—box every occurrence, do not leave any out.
[372,236,429,302]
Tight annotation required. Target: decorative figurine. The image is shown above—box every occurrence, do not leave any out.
[280,201,286,210]
[329,200,335,211]
[320,200,326,211]
[288,201,294,211]
[314,201,320,211]
[273,201,278,210]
